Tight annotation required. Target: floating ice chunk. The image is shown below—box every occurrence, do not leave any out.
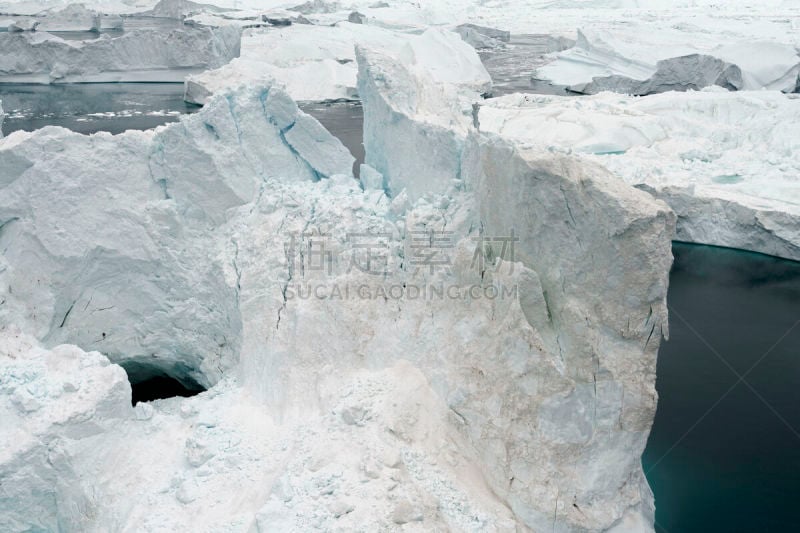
[7,18,39,32]
[185,57,355,105]
[712,41,800,92]
[455,23,510,50]
[99,14,124,30]
[146,0,227,20]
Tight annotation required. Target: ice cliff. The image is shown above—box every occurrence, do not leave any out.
[479,90,800,261]
[0,24,676,529]
[0,25,241,83]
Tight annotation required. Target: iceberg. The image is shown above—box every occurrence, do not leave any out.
[0,30,674,531]
[184,24,491,105]
[36,3,100,32]
[0,84,352,389]
[479,90,800,260]
[455,23,510,50]
[356,44,474,201]
[461,132,673,531]
[539,28,800,93]
[0,25,242,83]
[353,40,674,530]
[569,54,744,95]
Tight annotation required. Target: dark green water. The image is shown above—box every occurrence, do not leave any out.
[644,243,800,532]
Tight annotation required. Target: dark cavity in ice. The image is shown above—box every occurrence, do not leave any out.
[121,362,206,405]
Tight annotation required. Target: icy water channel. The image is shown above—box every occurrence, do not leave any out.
[0,82,200,134]
[644,243,800,532]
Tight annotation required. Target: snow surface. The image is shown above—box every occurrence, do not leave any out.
[479,90,800,260]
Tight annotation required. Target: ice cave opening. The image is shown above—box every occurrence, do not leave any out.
[121,361,207,405]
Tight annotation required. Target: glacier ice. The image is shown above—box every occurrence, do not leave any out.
[479,90,800,260]
[0,25,241,83]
